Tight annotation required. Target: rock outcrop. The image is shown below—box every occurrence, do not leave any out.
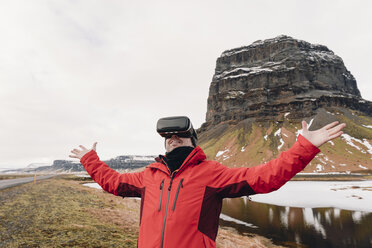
[198,35,372,173]
[201,35,371,131]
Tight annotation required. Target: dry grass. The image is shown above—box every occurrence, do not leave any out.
[0,175,282,248]
[217,227,285,248]
[0,174,37,180]
[0,176,137,248]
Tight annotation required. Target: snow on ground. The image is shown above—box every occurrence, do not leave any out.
[250,181,372,212]
[361,139,372,154]
[220,214,258,228]
[315,164,324,172]
[277,139,284,150]
[215,148,231,160]
[83,183,102,190]
[321,155,329,162]
[359,165,368,170]
[326,111,335,115]
[318,157,327,164]
[74,174,90,177]
[222,155,230,161]
[274,128,281,137]
[274,128,284,150]
[216,148,231,160]
[341,133,372,155]
[362,124,372,129]
[216,148,229,157]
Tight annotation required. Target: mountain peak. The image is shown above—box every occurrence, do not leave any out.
[203,35,370,130]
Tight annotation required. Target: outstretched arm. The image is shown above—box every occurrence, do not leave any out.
[245,120,346,193]
[210,120,346,197]
[69,142,144,197]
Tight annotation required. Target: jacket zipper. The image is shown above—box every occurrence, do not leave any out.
[160,174,175,248]
[172,178,183,211]
[158,179,165,212]
[160,151,197,247]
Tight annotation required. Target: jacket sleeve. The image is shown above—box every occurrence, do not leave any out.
[210,134,320,198]
[80,150,144,197]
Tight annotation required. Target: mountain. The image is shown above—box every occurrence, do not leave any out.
[198,35,372,173]
[3,155,156,174]
[26,163,51,169]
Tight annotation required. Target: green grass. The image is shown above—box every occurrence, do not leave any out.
[338,114,372,140]
[202,126,239,159]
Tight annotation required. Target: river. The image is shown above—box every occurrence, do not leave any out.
[220,180,372,248]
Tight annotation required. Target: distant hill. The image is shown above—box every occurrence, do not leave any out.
[2,155,156,174]
[198,35,372,173]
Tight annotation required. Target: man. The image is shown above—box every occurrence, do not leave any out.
[69,116,345,248]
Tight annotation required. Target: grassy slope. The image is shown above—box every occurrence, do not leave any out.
[199,108,372,173]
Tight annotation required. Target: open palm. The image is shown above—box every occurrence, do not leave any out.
[69,142,98,160]
[301,121,346,147]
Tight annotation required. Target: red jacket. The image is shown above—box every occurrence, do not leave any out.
[80,134,320,248]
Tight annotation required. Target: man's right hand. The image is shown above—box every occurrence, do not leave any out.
[69,142,97,160]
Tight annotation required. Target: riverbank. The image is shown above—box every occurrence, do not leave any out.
[292,172,372,181]
[0,175,282,248]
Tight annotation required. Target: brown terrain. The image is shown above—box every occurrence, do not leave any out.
[0,175,283,248]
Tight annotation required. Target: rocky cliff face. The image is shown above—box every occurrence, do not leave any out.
[201,35,371,131]
[198,35,372,173]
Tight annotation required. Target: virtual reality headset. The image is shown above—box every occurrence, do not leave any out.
[156,116,198,146]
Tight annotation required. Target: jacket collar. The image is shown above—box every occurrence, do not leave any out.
[148,146,206,175]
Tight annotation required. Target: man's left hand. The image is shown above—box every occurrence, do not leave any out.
[301,121,346,147]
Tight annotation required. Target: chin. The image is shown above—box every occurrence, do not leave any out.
[167,145,181,153]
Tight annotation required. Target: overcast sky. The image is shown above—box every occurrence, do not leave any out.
[1,0,371,169]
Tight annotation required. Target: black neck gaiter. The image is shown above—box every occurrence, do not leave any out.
[164,146,194,174]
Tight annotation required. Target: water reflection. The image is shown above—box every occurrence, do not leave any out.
[220,197,372,248]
